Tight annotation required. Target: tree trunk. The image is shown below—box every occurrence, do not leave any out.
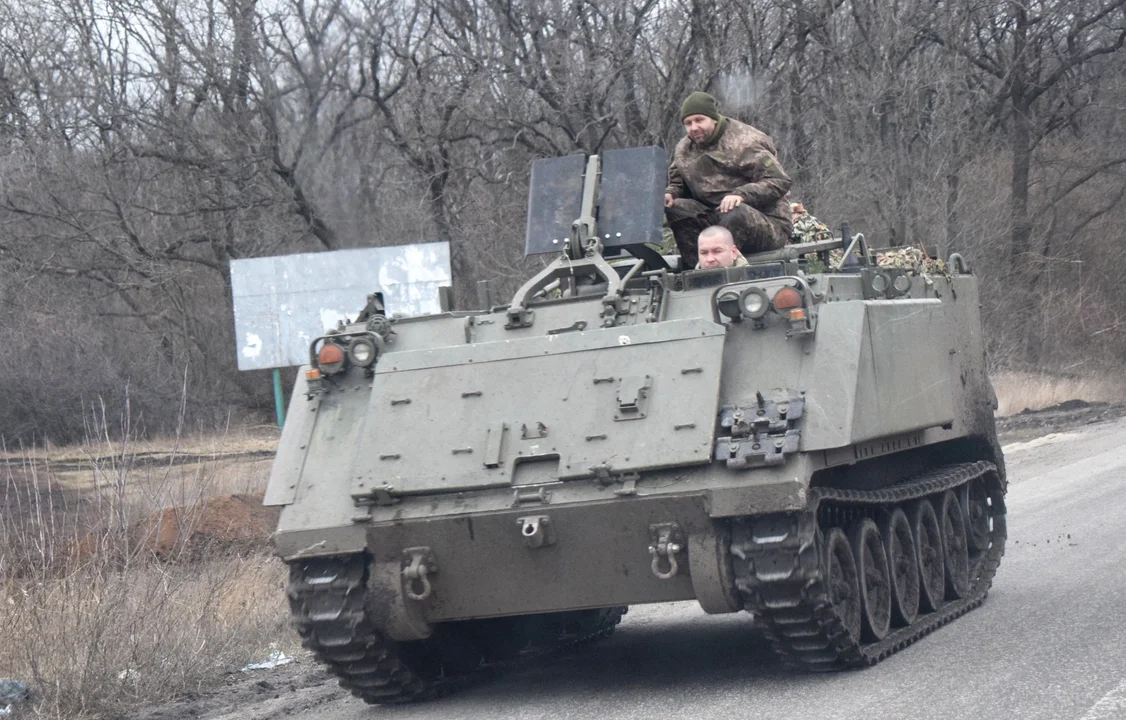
[945,134,962,257]
[1008,5,1033,275]
[788,30,811,201]
[1010,93,1033,273]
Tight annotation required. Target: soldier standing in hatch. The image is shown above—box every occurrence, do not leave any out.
[664,91,793,269]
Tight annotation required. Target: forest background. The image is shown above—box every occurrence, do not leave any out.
[2,0,1124,441]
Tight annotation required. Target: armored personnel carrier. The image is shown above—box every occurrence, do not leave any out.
[265,147,1005,703]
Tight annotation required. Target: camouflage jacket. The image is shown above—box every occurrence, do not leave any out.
[666,118,792,231]
[791,204,834,244]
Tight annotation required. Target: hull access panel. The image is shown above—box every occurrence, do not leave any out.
[350,319,725,498]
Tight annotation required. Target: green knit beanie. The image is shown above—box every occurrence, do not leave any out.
[680,91,720,121]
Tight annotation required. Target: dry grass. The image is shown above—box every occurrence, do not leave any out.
[0,555,291,719]
[0,427,278,463]
[992,371,1126,416]
[0,406,293,719]
[0,424,278,495]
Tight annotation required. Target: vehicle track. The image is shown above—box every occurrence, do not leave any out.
[287,555,625,704]
[732,461,1006,669]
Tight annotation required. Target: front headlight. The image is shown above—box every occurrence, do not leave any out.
[717,291,742,320]
[739,288,770,319]
[349,338,377,367]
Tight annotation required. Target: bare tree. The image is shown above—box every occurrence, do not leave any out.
[3,0,1126,439]
[935,0,1126,271]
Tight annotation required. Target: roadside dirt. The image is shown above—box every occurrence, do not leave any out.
[118,663,342,720]
[137,492,281,559]
[113,400,1126,720]
[66,493,281,562]
[995,400,1126,444]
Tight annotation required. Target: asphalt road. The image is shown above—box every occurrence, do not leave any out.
[212,417,1126,720]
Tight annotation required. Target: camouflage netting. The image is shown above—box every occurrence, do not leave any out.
[790,203,950,276]
[874,247,950,276]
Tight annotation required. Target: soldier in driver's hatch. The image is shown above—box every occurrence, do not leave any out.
[696,226,749,269]
[664,91,793,269]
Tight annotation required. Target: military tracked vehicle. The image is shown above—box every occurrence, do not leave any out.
[265,147,1006,703]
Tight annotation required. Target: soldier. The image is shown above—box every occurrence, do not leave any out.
[696,226,749,269]
[664,92,793,268]
[790,202,834,245]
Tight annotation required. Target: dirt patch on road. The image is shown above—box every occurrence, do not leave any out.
[124,660,343,720]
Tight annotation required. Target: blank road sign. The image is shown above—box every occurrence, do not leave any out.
[230,243,451,371]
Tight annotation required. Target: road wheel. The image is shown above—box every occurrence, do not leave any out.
[824,527,862,643]
[910,499,945,613]
[966,480,992,554]
[849,518,891,641]
[880,507,919,627]
[939,490,971,599]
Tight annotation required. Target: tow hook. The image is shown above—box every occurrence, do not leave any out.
[518,515,556,548]
[402,547,437,601]
[649,523,684,580]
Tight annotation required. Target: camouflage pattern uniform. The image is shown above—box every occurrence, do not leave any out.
[665,118,793,268]
[790,203,834,244]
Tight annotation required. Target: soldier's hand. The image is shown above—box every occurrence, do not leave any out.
[719,195,743,213]
[664,193,675,208]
